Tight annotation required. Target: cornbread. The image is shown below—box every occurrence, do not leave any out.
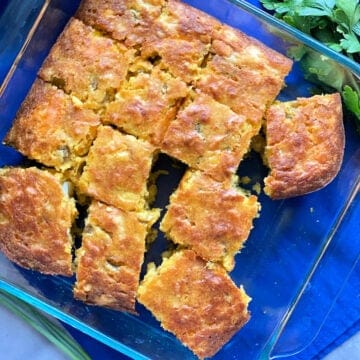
[0,167,77,276]
[161,92,257,181]
[137,250,251,359]
[160,170,260,271]
[103,64,188,146]
[196,24,292,124]
[74,201,160,312]
[39,18,135,110]
[77,125,156,211]
[75,0,165,47]
[4,79,100,172]
[264,93,344,199]
[141,0,219,83]
[141,38,210,84]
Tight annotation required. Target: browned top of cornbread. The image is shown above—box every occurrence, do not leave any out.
[39,18,135,110]
[0,167,77,276]
[197,59,292,125]
[141,37,210,84]
[160,170,260,271]
[196,23,292,121]
[137,250,251,359]
[74,201,159,312]
[140,0,218,83]
[76,0,165,47]
[78,125,155,211]
[4,78,100,172]
[103,64,188,146]
[161,92,258,181]
[264,93,344,199]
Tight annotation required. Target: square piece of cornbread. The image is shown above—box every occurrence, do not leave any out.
[264,93,345,199]
[74,200,159,312]
[5,79,100,172]
[0,167,77,276]
[160,170,260,271]
[103,64,188,147]
[161,92,257,181]
[39,18,135,110]
[77,125,156,211]
[137,250,251,359]
[197,24,293,124]
[76,0,165,47]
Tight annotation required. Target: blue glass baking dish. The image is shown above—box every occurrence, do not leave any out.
[0,0,360,359]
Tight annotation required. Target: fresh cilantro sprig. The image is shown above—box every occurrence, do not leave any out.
[260,0,360,131]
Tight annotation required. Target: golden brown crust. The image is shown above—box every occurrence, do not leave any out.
[74,201,159,312]
[77,126,155,211]
[0,167,77,276]
[160,170,260,271]
[103,64,188,146]
[155,0,220,43]
[4,79,100,172]
[75,0,165,47]
[161,92,258,181]
[39,18,135,110]
[141,37,210,84]
[137,250,251,359]
[264,93,345,199]
[196,23,292,122]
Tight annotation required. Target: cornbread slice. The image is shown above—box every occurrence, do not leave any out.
[154,0,220,44]
[264,93,345,199]
[76,0,165,47]
[137,250,251,359]
[103,64,188,146]
[141,37,210,84]
[39,18,135,110]
[160,170,260,271]
[161,92,257,181]
[141,0,218,83]
[0,167,77,276]
[197,25,293,122]
[74,201,160,312]
[77,126,156,211]
[4,79,100,172]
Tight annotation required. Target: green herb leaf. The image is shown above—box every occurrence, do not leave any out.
[340,33,360,53]
[342,85,360,118]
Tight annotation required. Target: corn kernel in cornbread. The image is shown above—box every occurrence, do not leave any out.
[39,18,135,110]
[197,25,293,122]
[74,201,160,312]
[160,170,260,271]
[0,167,77,276]
[161,92,256,181]
[103,65,188,146]
[264,93,344,199]
[4,79,100,172]
[78,126,155,211]
[137,250,251,359]
[76,0,165,47]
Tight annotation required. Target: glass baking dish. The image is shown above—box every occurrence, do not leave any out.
[1,0,360,359]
